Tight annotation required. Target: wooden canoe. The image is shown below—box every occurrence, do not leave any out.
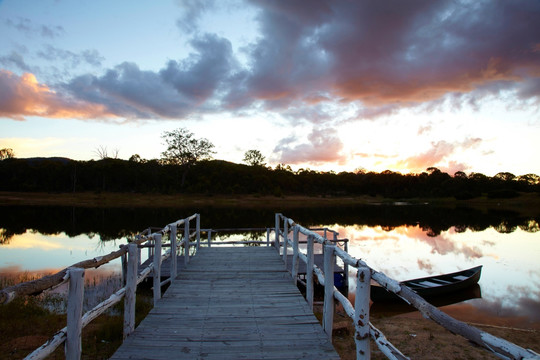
[370,265,482,302]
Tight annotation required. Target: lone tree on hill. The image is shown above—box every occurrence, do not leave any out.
[0,148,15,160]
[243,149,266,167]
[161,127,215,187]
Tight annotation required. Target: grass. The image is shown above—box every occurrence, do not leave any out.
[0,285,153,360]
[1,191,540,216]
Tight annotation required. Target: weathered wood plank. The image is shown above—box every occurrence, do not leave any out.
[111,246,339,360]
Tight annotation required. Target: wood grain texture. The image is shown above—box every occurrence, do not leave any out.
[111,246,339,359]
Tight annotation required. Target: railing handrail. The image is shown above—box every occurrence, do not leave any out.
[275,213,540,360]
[1,213,200,360]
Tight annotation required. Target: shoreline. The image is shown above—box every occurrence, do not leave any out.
[0,191,539,214]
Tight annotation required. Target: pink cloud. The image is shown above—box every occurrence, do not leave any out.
[0,70,114,120]
[395,138,482,173]
[273,127,347,165]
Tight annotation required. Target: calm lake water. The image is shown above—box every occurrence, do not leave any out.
[1,205,539,330]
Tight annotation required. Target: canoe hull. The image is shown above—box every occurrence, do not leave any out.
[371,265,482,302]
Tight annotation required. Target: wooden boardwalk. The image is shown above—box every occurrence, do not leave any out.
[111,246,339,359]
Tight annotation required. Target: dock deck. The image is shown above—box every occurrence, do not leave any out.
[112,246,339,359]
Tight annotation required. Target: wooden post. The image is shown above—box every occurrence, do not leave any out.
[355,266,371,359]
[274,213,280,252]
[207,230,212,248]
[170,225,177,281]
[148,236,153,259]
[65,267,84,360]
[136,235,142,266]
[123,243,138,339]
[282,218,288,268]
[153,233,162,306]
[306,235,315,310]
[266,228,270,246]
[184,219,190,266]
[292,226,299,284]
[196,214,201,251]
[344,239,349,296]
[120,251,127,286]
[323,244,335,340]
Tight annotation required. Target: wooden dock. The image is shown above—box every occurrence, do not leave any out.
[111,246,339,359]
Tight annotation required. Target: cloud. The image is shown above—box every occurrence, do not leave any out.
[395,138,482,173]
[0,70,114,120]
[161,33,235,102]
[273,127,347,165]
[37,46,104,68]
[4,17,65,38]
[2,1,539,126]
[176,0,216,34]
[237,0,540,118]
[0,51,31,72]
[61,34,236,120]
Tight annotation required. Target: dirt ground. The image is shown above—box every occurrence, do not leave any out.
[330,309,540,360]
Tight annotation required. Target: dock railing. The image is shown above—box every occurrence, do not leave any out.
[274,213,540,360]
[0,213,200,360]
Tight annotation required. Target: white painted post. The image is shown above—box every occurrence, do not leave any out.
[184,219,190,266]
[355,266,371,359]
[306,235,315,310]
[153,233,162,306]
[282,218,288,268]
[65,267,84,360]
[170,225,177,281]
[274,213,280,252]
[292,226,299,284]
[323,244,335,340]
[123,243,138,339]
[207,230,212,248]
[196,214,201,251]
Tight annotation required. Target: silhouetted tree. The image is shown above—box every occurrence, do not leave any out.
[0,148,15,160]
[129,154,142,162]
[243,149,266,167]
[161,128,215,188]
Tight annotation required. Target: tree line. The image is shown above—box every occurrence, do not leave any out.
[1,156,539,199]
[0,127,539,199]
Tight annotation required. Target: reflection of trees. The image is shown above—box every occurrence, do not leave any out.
[1,205,539,244]
[494,221,517,234]
[519,220,539,233]
[0,228,14,245]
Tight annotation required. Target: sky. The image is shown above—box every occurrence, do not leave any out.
[0,0,539,176]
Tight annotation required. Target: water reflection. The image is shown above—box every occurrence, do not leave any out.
[1,205,539,330]
[0,229,125,271]
[330,223,540,330]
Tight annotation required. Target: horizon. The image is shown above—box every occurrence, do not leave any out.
[6,153,540,179]
[1,1,539,177]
